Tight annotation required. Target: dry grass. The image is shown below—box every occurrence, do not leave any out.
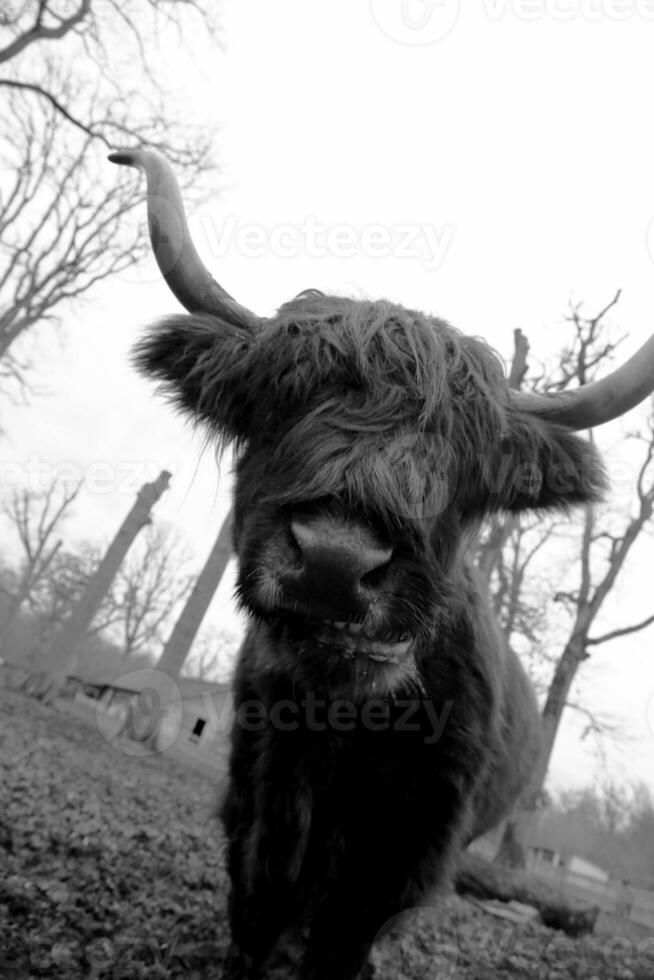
[1,683,652,979]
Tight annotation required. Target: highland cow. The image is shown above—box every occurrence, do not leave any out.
[110,149,654,980]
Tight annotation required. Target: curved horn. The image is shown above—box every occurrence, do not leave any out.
[108,149,258,328]
[510,333,654,429]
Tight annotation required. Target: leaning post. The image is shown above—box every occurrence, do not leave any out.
[155,508,233,678]
[36,471,171,705]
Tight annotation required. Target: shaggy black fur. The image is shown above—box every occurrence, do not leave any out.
[135,292,606,980]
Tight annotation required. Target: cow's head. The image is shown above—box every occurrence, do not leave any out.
[111,150,654,699]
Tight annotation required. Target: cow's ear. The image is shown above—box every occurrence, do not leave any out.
[133,314,256,442]
[491,412,607,512]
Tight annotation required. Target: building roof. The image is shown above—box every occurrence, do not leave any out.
[71,671,231,700]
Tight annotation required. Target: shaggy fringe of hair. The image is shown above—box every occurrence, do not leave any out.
[133,291,508,446]
[270,291,509,426]
[134,290,606,516]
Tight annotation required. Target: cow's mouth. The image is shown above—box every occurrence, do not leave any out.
[273,613,414,663]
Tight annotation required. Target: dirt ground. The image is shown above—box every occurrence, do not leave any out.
[1,684,653,980]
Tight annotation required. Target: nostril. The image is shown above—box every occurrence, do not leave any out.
[281,515,394,617]
[288,514,393,593]
[288,521,305,561]
[360,554,393,590]
[290,519,319,557]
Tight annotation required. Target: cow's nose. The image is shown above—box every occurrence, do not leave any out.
[284,515,393,618]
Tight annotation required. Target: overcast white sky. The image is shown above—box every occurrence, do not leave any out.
[2,0,654,794]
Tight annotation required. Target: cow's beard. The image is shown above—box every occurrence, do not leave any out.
[252,612,427,702]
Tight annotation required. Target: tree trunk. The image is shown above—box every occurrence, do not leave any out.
[154,510,233,678]
[494,637,586,867]
[35,471,171,704]
[137,511,233,750]
[493,817,527,868]
[525,637,586,808]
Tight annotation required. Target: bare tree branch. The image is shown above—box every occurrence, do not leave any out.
[0,2,217,392]
[0,0,91,64]
[587,613,654,647]
[27,543,123,645]
[110,525,195,659]
[564,700,622,744]
[0,478,82,650]
[508,328,529,390]
[0,78,115,147]
[500,293,654,820]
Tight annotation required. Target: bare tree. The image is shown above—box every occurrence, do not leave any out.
[527,413,654,805]
[0,2,218,156]
[485,293,654,865]
[35,470,171,703]
[182,624,240,681]
[27,541,122,648]
[0,89,148,386]
[0,478,81,651]
[554,781,654,887]
[481,518,562,659]
[0,2,216,392]
[111,524,194,659]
